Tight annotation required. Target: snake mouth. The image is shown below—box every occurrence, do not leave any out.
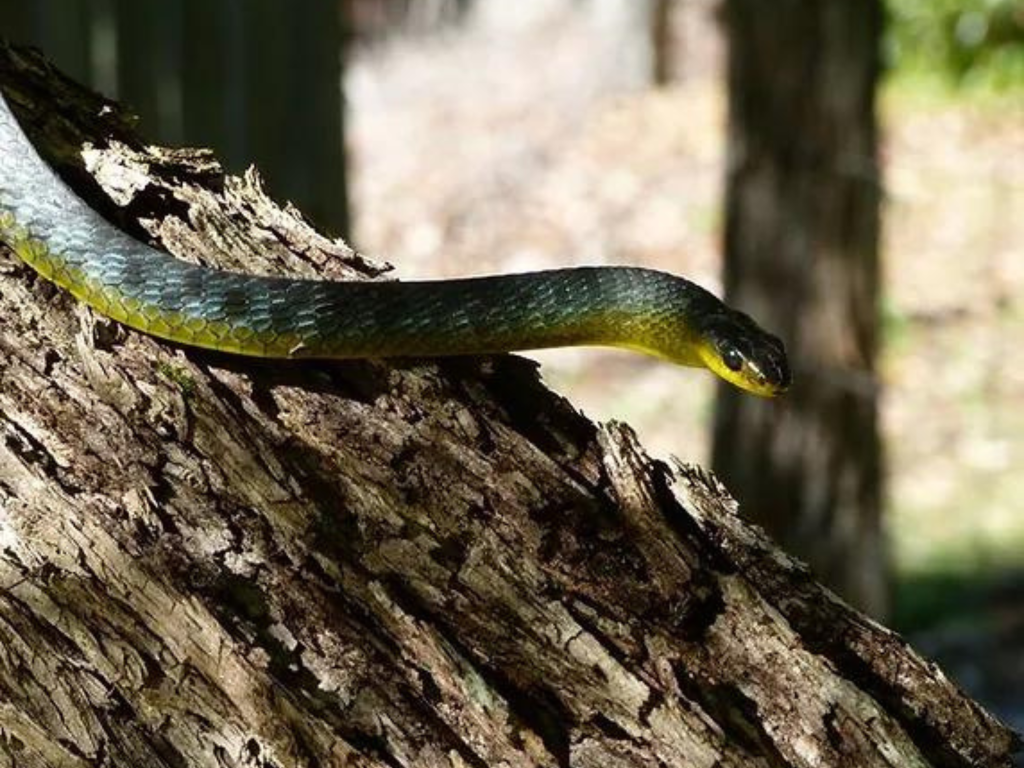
[738,364,789,397]
[696,340,791,397]
[747,355,791,396]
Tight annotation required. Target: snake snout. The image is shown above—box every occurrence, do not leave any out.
[753,333,791,392]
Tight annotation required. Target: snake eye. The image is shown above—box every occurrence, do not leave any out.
[721,346,743,372]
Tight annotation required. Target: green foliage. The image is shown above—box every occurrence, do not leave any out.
[887,0,1024,90]
[894,569,995,633]
[157,361,196,397]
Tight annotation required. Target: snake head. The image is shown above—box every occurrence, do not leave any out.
[695,309,791,397]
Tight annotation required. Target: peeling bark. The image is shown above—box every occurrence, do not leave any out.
[0,44,1018,768]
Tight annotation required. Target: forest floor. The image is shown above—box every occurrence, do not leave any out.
[346,3,1024,739]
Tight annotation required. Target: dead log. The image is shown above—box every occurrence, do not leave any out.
[0,43,1018,768]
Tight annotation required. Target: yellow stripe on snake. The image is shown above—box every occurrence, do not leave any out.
[0,90,789,397]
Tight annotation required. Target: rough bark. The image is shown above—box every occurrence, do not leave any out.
[0,43,1018,768]
[713,0,887,617]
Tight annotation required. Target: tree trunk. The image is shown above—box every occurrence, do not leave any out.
[115,0,185,143]
[713,0,887,617]
[235,0,349,237]
[0,43,1018,768]
[0,0,92,81]
[651,0,674,86]
[590,0,660,91]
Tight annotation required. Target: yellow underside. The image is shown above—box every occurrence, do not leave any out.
[1,216,301,357]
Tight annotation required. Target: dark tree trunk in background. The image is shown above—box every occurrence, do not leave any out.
[0,0,92,80]
[182,0,246,169]
[651,0,674,86]
[3,0,349,239]
[713,0,886,615]
[223,0,349,238]
[116,0,185,143]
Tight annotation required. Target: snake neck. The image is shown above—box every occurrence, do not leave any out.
[329,268,710,365]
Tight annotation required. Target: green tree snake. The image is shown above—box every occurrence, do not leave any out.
[0,90,789,397]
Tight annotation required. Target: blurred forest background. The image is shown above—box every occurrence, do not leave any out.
[3,0,1022,747]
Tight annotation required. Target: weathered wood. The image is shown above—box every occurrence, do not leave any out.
[0,43,1018,768]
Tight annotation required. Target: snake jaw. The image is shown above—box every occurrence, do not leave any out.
[697,344,784,397]
[743,359,789,398]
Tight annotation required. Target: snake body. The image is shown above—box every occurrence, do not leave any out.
[0,90,789,396]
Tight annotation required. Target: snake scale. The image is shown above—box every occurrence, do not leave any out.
[0,89,789,396]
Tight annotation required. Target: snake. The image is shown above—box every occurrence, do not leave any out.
[0,89,790,397]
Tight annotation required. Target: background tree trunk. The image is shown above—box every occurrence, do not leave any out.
[590,0,662,90]
[234,0,348,237]
[0,43,1018,768]
[2,0,349,238]
[651,0,674,86]
[115,0,185,144]
[713,0,887,617]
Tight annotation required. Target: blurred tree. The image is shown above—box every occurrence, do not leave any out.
[116,0,184,144]
[0,0,92,79]
[712,0,886,615]
[888,0,1024,90]
[241,0,349,237]
[652,0,674,85]
[2,0,349,238]
[591,0,675,88]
